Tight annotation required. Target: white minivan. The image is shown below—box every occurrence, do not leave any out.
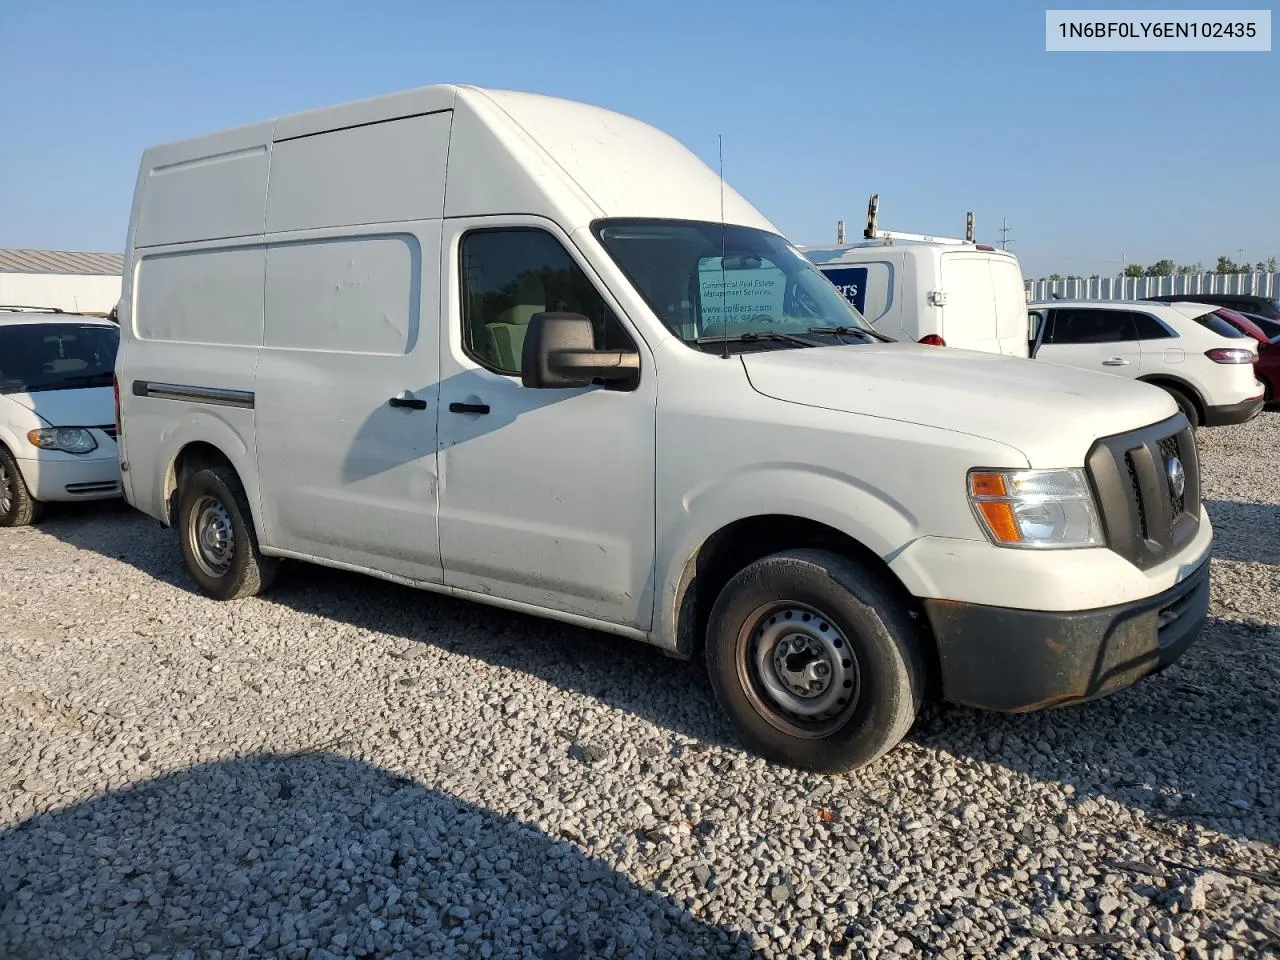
[1,308,122,525]
[801,241,1030,356]
[115,85,1212,772]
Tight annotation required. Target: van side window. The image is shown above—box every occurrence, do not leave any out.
[1048,309,1138,344]
[460,229,633,376]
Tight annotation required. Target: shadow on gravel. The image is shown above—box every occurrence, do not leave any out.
[30,498,193,591]
[1204,499,1280,566]
[0,752,756,960]
[35,504,1280,850]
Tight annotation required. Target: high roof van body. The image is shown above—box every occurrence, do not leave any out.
[115,85,1211,771]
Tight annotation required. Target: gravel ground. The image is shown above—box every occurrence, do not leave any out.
[2,412,1278,960]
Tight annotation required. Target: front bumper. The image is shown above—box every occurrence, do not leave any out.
[924,557,1210,712]
[1203,393,1265,427]
[16,453,122,502]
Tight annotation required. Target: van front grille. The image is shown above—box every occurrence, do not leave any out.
[1158,435,1185,525]
[1085,415,1200,571]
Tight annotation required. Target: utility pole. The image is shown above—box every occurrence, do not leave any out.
[999,217,1013,250]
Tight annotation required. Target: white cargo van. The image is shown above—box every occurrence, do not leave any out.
[115,85,1212,772]
[801,241,1030,355]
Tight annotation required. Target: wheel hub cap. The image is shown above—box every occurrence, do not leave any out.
[752,606,859,721]
[190,496,235,576]
[773,634,833,696]
[0,464,11,515]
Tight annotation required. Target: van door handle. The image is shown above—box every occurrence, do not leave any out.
[388,392,427,410]
[449,402,490,415]
[1101,357,1130,366]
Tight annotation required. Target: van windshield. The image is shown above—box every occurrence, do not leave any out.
[593,219,880,351]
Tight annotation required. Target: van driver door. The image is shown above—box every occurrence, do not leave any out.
[435,216,658,629]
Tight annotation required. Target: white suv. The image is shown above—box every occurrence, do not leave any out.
[1029,299,1265,428]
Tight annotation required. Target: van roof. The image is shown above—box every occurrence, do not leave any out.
[801,241,1020,266]
[130,84,777,249]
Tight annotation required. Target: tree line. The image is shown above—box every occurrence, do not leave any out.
[1038,254,1278,283]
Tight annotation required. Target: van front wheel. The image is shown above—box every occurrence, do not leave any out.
[705,549,924,773]
[177,464,277,600]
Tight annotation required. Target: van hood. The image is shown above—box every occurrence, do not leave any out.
[740,344,1179,467]
[4,387,115,428]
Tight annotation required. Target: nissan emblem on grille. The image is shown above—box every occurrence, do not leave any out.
[1167,456,1185,500]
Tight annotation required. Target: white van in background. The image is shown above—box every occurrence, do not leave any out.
[801,198,1030,356]
[115,85,1211,773]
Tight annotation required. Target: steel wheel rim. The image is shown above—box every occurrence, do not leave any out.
[0,462,11,516]
[188,494,235,578]
[738,602,861,739]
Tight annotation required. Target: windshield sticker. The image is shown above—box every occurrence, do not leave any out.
[697,257,788,327]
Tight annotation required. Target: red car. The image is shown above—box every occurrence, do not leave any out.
[1214,308,1279,404]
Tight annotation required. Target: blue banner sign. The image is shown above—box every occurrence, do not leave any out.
[820,266,868,315]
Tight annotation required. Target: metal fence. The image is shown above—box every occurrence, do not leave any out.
[1024,272,1279,303]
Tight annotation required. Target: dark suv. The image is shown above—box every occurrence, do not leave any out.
[1142,292,1280,321]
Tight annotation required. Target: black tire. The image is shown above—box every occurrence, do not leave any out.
[176,463,277,600]
[705,548,924,773]
[1163,385,1200,429]
[0,446,44,527]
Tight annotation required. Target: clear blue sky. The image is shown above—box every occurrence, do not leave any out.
[1,0,1275,277]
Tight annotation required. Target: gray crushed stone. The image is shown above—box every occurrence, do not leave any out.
[1,412,1277,959]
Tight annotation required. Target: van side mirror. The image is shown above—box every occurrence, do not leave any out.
[521,313,640,391]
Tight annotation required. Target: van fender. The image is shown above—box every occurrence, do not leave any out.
[653,463,919,652]
[150,409,261,533]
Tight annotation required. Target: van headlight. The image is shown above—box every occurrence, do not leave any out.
[27,428,99,455]
[967,468,1104,549]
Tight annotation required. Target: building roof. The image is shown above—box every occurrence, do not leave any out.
[0,248,124,276]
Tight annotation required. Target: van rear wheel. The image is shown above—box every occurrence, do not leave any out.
[177,463,277,600]
[705,549,924,773]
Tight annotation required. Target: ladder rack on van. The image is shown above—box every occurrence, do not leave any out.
[834,194,977,247]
